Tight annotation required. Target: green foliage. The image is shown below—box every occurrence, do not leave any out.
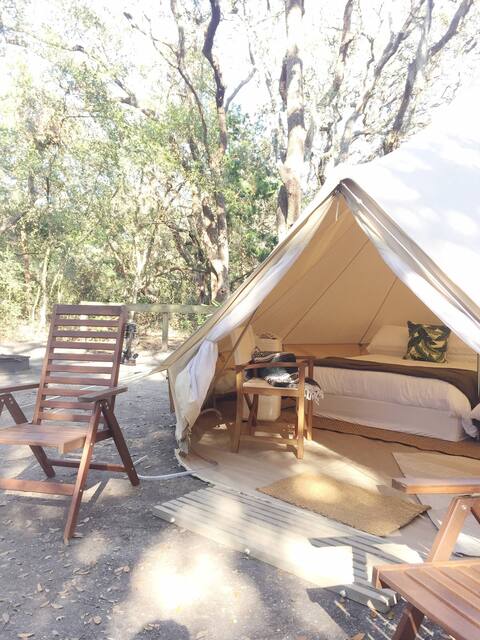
[0,1,279,332]
[225,109,279,283]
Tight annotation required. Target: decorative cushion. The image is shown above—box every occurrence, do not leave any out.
[404,321,451,363]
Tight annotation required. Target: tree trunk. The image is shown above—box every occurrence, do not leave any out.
[277,0,306,239]
[202,0,230,302]
[200,196,229,303]
[37,246,51,330]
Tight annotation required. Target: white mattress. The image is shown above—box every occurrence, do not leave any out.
[313,354,478,440]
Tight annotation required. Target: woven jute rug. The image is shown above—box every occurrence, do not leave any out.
[259,472,430,537]
[313,416,480,460]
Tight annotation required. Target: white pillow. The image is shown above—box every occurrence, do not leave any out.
[448,334,477,359]
[366,325,408,357]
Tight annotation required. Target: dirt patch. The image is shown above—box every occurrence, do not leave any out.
[0,354,449,639]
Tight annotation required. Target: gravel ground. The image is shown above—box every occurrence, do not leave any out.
[0,349,450,640]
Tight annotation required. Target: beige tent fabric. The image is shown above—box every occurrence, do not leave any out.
[166,196,339,437]
[164,91,480,445]
[166,191,468,443]
[253,206,438,344]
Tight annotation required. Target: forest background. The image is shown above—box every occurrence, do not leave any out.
[0,0,478,336]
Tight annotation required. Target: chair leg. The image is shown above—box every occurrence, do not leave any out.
[306,397,313,441]
[470,499,480,525]
[1,393,55,478]
[252,395,258,428]
[296,393,305,460]
[247,395,258,435]
[101,401,139,486]
[63,406,100,544]
[427,495,473,561]
[232,399,242,453]
[306,359,314,441]
[30,446,56,478]
[232,372,243,453]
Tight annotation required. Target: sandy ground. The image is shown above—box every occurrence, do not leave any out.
[0,343,450,640]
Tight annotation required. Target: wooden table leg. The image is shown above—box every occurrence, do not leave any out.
[232,370,243,453]
[307,358,314,440]
[392,604,424,640]
[296,394,305,460]
[391,494,474,638]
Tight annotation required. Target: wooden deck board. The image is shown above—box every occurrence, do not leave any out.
[154,485,400,612]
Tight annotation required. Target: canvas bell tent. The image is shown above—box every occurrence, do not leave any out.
[163,90,480,448]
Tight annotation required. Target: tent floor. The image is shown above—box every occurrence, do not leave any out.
[155,401,461,611]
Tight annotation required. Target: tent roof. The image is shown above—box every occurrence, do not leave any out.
[164,89,480,442]
[165,89,480,369]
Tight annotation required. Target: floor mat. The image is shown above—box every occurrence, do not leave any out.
[258,472,429,536]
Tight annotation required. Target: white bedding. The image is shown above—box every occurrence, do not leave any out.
[313,354,478,438]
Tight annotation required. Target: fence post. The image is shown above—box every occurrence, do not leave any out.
[161,312,169,352]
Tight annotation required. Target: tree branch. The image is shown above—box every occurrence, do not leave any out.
[429,0,473,57]
[225,68,256,112]
[202,0,226,109]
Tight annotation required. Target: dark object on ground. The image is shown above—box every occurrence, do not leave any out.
[122,321,139,365]
[0,354,30,372]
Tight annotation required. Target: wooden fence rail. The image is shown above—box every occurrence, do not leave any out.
[81,302,216,351]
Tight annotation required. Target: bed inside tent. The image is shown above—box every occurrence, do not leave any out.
[211,189,480,444]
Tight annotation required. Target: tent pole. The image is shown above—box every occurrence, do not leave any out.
[477,353,480,399]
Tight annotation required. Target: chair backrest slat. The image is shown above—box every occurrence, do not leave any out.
[33,304,127,427]
[50,353,115,362]
[51,341,117,350]
[52,318,119,327]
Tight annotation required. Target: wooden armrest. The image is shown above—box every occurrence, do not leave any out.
[393,476,480,494]
[292,354,315,361]
[0,382,40,395]
[236,361,308,372]
[83,386,128,402]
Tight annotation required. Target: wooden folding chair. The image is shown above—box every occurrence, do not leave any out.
[0,304,139,543]
[373,476,480,640]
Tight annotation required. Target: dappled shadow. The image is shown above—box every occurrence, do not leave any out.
[131,620,190,639]
[0,359,450,640]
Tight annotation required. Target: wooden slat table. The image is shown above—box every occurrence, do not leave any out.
[375,559,480,640]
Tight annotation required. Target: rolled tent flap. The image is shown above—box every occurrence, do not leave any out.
[166,88,480,448]
[173,339,218,440]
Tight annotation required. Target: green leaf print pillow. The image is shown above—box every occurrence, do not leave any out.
[404,321,451,363]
